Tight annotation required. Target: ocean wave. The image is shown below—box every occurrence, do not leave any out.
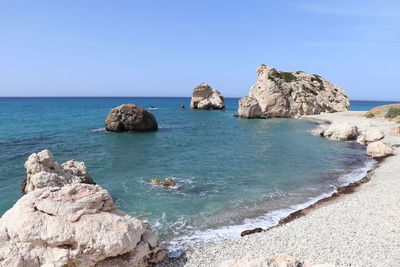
[166,159,376,255]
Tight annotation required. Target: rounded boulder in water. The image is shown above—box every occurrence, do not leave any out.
[105,104,158,132]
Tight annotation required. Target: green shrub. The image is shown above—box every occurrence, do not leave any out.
[385,108,400,119]
[366,113,375,118]
[270,71,297,83]
[280,72,297,82]
[302,85,318,96]
[327,107,337,113]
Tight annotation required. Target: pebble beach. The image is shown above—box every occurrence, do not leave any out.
[179,111,400,267]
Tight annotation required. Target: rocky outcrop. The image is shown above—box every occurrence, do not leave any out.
[367,141,394,158]
[238,65,349,118]
[312,122,359,141]
[105,104,158,132]
[22,149,95,193]
[365,104,400,121]
[190,83,225,110]
[0,184,165,267]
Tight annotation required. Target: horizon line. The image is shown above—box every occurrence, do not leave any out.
[0,96,399,102]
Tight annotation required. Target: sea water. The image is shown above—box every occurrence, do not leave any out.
[0,98,396,250]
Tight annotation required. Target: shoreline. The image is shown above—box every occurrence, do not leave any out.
[164,111,400,266]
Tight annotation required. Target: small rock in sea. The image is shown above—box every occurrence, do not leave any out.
[151,177,177,187]
[241,227,264,237]
[190,83,225,110]
[105,104,158,132]
[180,105,186,109]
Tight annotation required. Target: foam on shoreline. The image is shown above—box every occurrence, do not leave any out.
[166,158,376,256]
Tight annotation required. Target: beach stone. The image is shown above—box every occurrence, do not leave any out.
[271,254,300,267]
[22,149,95,193]
[312,122,359,141]
[105,104,158,132]
[238,65,349,118]
[0,184,166,267]
[367,141,394,158]
[190,83,225,110]
[238,96,264,119]
[365,129,384,142]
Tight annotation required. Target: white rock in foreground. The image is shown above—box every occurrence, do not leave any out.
[238,65,350,118]
[367,141,394,158]
[22,149,95,193]
[190,83,225,110]
[0,184,165,267]
[312,122,359,141]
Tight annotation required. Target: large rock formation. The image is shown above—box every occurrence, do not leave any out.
[105,104,158,132]
[0,184,165,267]
[190,83,225,110]
[238,65,350,118]
[22,149,95,193]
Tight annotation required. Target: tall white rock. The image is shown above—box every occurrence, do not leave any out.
[238,65,350,118]
[190,83,225,110]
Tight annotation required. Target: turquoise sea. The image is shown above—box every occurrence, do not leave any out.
[0,98,398,250]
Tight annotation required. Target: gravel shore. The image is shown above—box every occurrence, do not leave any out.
[180,111,400,266]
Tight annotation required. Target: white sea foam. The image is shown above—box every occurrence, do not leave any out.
[166,159,376,255]
[91,128,106,132]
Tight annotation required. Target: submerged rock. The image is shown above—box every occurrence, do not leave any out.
[367,141,394,158]
[0,184,166,267]
[22,149,95,193]
[151,177,177,187]
[238,65,350,118]
[105,104,158,132]
[190,83,225,110]
[312,122,359,141]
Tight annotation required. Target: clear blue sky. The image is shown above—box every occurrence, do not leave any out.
[0,0,399,100]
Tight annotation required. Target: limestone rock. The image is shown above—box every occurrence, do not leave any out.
[238,65,350,118]
[271,254,300,267]
[0,184,165,267]
[367,141,394,158]
[105,104,158,132]
[238,96,264,119]
[190,83,225,110]
[22,149,95,193]
[365,129,385,142]
[312,122,359,141]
